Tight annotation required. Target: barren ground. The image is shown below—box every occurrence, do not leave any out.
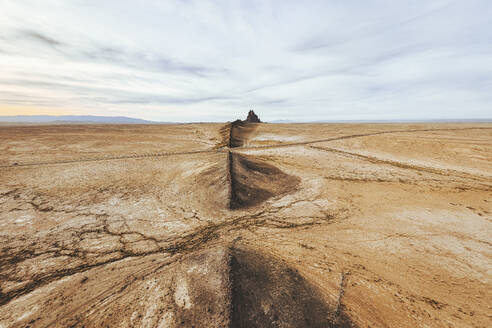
[0,123,491,327]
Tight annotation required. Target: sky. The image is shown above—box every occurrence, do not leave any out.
[0,0,491,122]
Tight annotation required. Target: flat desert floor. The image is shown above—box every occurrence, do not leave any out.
[0,123,491,327]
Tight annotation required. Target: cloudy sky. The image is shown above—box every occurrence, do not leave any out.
[1,0,491,122]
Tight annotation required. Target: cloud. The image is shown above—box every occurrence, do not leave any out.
[107,95,236,105]
[80,45,227,77]
[0,0,491,121]
[20,30,63,47]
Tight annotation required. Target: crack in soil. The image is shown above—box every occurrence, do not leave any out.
[0,198,340,306]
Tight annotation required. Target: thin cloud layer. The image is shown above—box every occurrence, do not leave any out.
[1,0,491,121]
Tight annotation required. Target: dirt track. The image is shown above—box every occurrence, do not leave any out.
[1,125,490,168]
[0,122,491,327]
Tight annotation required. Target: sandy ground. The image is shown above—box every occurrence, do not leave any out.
[0,123,491,327]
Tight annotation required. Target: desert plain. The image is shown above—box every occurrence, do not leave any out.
[0,122,491,327]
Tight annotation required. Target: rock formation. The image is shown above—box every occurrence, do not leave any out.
[245,110,261,123]
[219,111,261,148]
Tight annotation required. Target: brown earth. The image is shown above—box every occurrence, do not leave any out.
[228,151,300,209]
[220,120,259,148]
[0,122,491,327]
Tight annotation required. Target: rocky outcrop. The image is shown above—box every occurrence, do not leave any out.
[227,152,300,209]
[219,111,261,148]
[245,110,261,123]
[218,111,299,210]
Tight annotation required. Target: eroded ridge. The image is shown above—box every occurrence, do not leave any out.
[228,152,300,209]
[219,120,259,148]
[230,246,355,328]
[2,244,355,327]
[219,113,300,210]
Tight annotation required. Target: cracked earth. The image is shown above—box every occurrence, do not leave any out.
[0,122,491,327]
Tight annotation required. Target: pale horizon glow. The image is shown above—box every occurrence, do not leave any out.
[1,0,491,122]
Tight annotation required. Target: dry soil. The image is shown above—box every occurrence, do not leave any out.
[0,123,491,327]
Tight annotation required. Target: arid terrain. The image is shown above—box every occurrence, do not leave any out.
[0,122,491,327]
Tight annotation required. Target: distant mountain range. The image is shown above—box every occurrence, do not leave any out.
[0,115,159,124]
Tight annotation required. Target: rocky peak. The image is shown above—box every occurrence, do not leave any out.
[245,110,261,123]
